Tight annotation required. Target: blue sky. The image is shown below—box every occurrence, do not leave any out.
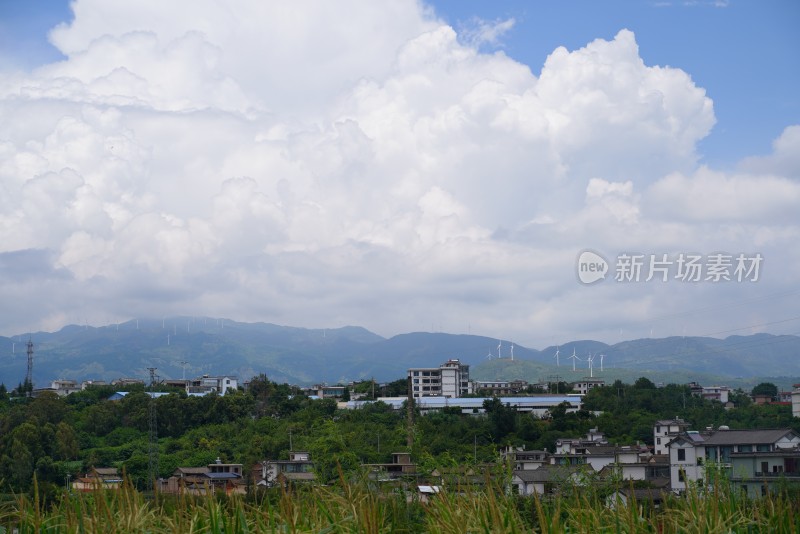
[0,0,798,349]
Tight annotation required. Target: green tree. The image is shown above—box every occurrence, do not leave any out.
[633,377,656,390]
[751,382,778,399]
[55,422,79,460]
[483,398,517,441]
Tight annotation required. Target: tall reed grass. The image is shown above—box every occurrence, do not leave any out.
[1,474,798,533]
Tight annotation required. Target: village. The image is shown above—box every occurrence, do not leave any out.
[42,359,800,503]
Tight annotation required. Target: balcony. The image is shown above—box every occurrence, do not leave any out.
[753,471,799,478]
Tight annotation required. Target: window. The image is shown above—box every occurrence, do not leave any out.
[657,438,661,445]
[678,449,686,461]
[678,470,685,482]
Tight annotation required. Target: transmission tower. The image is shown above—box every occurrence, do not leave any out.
[25,338,34,396]
[147,367,159,491]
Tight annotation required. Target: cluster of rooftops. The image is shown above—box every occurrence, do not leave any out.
[72,421,800,502]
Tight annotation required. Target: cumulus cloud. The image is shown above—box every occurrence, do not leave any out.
[0,0,796,345]
[738,125,800,178]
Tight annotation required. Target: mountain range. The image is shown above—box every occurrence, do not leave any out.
[1,317,799,391]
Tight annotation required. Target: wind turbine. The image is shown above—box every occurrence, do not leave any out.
[497,340,502,359]
[599,354,605,372]
[510,343,514,361]
[554,346,560,367]
[587,353,595,378]
[569,348,580,372]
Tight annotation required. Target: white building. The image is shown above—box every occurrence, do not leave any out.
[688,382,730,403]
[653,418,690,455]
[792,385,800,418]
[572,379,605,395]
[187,375,238,395]
[408,359,472,398]
[668,428,800,493]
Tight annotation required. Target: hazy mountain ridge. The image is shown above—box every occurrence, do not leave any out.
[1,317,798,388]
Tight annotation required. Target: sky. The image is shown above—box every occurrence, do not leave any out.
[0,0,798,351]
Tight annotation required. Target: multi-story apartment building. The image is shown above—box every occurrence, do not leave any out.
[408,359,472,398]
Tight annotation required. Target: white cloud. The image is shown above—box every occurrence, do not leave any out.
[0,0,796,347]
[646,166,800,223]
[459,17,516,48]
[738,125,800,178]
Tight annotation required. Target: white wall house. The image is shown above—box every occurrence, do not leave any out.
[572,379,605,395]
[668,428,800,493]
[654,418,690,455]
[187,375,238,395]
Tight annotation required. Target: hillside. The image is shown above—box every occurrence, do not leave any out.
[1,317,799,389]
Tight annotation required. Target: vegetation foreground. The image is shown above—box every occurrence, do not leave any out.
[2,475,799,533]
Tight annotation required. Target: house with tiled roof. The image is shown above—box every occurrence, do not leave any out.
[72,467,123,491]
[163,458,245,495]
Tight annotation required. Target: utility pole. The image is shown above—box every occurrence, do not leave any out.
[25,338,34,396]
[147,367,159,492]
[548,375,562,394]
[406,375,415,449]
